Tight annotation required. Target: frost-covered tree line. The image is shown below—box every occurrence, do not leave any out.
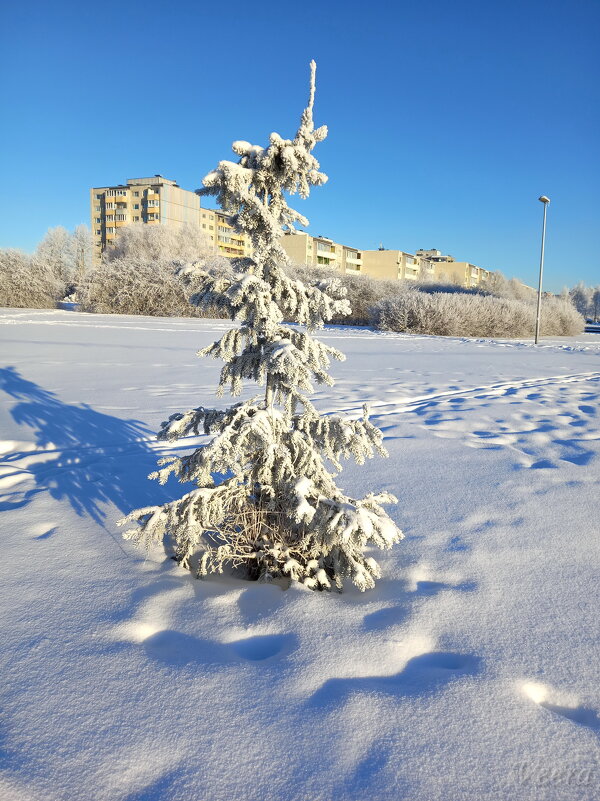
[370,289,583,338]
[286,263,584,337]
[0,225,92,309]
[567,281,600,321]
[0,221,586,336]
[120,61,403,591]
[0,221,226,315]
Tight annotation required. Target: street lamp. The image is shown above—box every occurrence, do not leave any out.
[534,196,550,344]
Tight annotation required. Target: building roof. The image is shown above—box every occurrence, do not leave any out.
[126,175,178,186]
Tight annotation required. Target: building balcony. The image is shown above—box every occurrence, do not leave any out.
[219,244,244,251]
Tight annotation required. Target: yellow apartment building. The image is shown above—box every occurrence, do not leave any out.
[90,175,252,261]
[199,208,253,259]
[360,249,435,282]
[90,176,201,260]
[434,261,491,288]
[279,231,362,274]
[415,249,490,288]
[281,235,441,284]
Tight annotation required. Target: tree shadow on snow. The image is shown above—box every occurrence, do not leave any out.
[309,651,482,708]
[0,366,186,524]
[121,769,183,801]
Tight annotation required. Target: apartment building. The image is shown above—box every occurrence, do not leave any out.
[361,249,434,282]
[436,261,491,288]
[90,176,201,259]
[280,231,362,274]
[415,250,491,288]
[199,208,253,259]
[281,234,441,284]
[90,175,253,261]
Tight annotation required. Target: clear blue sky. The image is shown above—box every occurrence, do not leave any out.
[1,0,598,291]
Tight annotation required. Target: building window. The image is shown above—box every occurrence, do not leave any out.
[95,229,101,235]
[95,205,101,212]
[95,193,102,199]
[115,214,127,221]
[95,217,101,223]
[202,224,206,229]
[106,202,114,210]
[134,204,139,209]
[133,191,139,197]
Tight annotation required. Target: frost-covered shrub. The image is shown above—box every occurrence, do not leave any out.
[0,249,63,309]
[540,295,585,336]
[415,281,485,296]
[78,258,189,316]
[285,262,407,325]
[483,271,537,302]
[78,223,232,317]
[371,291,584,338]
[333,272,405,324]
[120,62,403,592]
[77,257,230,318]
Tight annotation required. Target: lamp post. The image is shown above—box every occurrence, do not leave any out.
[534,196,550,345]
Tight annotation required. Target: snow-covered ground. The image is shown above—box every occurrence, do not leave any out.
[1,308,599,801]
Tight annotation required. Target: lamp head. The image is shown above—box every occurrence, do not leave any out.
[539,195,550,204]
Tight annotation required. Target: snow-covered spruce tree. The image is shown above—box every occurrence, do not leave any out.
[119,61,403,591]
